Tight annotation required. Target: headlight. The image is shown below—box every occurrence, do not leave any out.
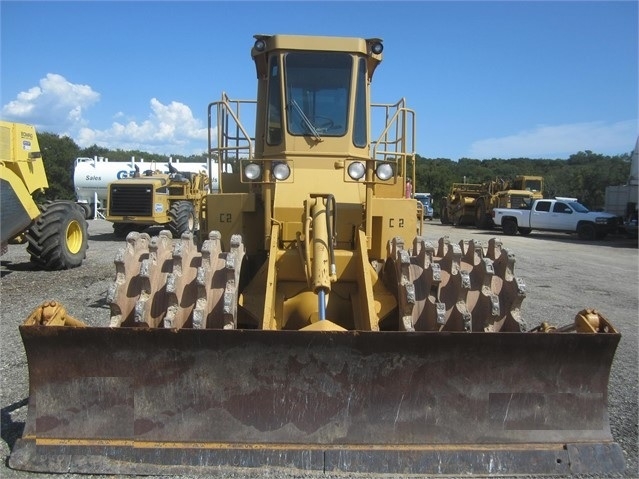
[244,163,262,180]
[254,39,266,52]
[272,162,291,180]
[376,163,393,181]
[595,217,608,224]
[371,42,383,54]
[347,161,366,180]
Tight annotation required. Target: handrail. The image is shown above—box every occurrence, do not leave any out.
[207,93,256,192]
[371,98,416,184]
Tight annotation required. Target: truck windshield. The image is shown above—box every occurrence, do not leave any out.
[284,52,351,138]
[569,202,590,213]
[416,196,431,207]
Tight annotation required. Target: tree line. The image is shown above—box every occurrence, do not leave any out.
[414,151,632,212]
[37,131,632,212]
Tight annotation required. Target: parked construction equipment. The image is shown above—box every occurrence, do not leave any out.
[74,156,213,219]
[9,35,623,476]
[0,121,88,269]
[440,175,544,228]
[105,164,210,238]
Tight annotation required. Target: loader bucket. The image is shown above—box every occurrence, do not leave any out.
[10,325,624,476]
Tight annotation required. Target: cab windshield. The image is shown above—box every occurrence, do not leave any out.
[284,52,351,138]
[523,179,542,192]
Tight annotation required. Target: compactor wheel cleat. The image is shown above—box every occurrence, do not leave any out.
[107,230,246,330]
[386,235,527,332]
[107,231,152,327]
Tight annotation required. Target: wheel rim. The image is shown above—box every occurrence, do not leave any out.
[66,220,83,254]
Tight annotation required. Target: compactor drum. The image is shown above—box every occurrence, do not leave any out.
[10,35,624,476]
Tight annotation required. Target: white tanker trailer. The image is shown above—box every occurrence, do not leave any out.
[74,157,218,218]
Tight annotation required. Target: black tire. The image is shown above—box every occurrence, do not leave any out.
[113,223,141,238]
[78,202,92,219]
[502,219,518,236]
[168,201,197,238]
[518,227,532,236]
[440,203,450,225]
[474,199,489,229]
[577,222,596,241]
[25,201,88,270]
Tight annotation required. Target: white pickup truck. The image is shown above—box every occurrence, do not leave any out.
[491,197,619,240]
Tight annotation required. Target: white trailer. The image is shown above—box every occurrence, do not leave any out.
[604,137,638,234]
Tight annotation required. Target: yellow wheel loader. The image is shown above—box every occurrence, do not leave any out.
[0,121,88,270]
[9,35,624,476]
[106,164,209,238]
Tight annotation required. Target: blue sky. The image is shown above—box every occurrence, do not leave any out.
[1,1,637,160]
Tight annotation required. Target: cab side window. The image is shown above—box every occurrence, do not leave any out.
[266,57,282,145]
[553,202,572,213]
[534,201,551,212]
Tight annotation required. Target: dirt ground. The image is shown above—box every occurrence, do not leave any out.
[1,219,637,479]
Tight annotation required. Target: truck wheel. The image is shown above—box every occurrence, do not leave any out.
[169,201,197,238]
[26,201,88,270]
[475,199,489,229]
[577,223,596,241]
[502,219,518,236]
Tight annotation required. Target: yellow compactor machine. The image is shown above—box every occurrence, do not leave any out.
[106,164,209,238]
[1,121,88,269]
[9,35,624,476]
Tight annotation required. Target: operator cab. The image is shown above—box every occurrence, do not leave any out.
[251,35,384,163]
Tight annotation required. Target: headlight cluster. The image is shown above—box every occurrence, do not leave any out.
[243,163,262,180]
[243,161,291,181]
[347,162,366,180]
[272,162,291,180]
[376,163,393,180]
[346,161,395,181]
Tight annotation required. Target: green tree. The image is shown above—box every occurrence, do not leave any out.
[38,131,81,201]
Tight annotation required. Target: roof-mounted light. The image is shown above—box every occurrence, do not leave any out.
[371,42,384,55]
[254,39,266,52]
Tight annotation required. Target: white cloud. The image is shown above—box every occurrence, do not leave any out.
[468,120,638,159]
[2,74,208,155]
[75,98,208,154]
[1,73,100,130]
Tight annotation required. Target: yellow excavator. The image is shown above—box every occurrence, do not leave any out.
[9,34,624,476]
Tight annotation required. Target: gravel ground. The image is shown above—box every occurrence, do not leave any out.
[1,219,637,479]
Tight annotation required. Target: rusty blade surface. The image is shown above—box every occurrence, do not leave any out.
[10,326,624,476]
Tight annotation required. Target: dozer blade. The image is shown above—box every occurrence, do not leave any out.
[10,326,623,476]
